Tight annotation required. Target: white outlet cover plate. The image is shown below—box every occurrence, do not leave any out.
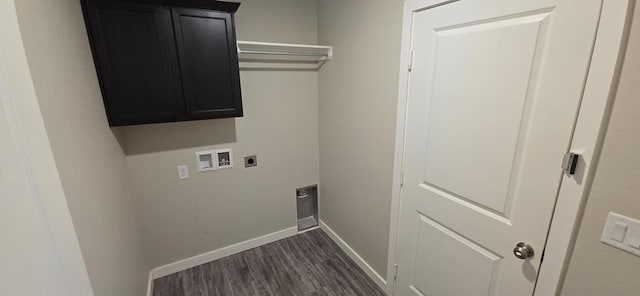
[601,212,640,256]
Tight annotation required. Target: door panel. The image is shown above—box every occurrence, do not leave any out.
[411,214,501,296]
[396,0,602,295]
[422,13,548,217]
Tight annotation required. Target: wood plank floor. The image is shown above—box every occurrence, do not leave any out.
[152,229,386,296]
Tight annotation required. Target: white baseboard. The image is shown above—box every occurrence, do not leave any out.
[319,220,387,291]
[146,226,300,295]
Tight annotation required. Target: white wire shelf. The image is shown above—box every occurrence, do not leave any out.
[237,41,333,70]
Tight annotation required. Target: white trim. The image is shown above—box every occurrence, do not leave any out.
[385,0,633,295]
[319,220,387,292]
[534,0,634,295]
[385,1,423,295]
[146,271,154,296]
[148,226,299,281]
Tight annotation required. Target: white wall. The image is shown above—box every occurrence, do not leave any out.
[317,0,404,278]
[561,3,640,295]
[0,1,93,294]
[122,0,320,268]
[13,0,150,295]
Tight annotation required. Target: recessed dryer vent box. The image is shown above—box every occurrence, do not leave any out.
[296,185,318,231]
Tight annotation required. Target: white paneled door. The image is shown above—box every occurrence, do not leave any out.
[395,0,603,295]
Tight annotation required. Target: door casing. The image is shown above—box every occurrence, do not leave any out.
[385,0,635,295]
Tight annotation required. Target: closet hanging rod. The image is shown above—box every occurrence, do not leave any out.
[237,50,328,57]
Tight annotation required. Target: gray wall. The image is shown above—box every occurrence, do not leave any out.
[122,0,321,268]
[13,0,150,295]
[561,3,640,295]
[317,0,404,278]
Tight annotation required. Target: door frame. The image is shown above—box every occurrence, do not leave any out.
[385,0,635,295]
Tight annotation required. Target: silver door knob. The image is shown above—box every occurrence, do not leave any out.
[513,242,535,260]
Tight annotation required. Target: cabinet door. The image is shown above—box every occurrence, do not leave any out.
[172,8,243,119]
[83,0,184,126]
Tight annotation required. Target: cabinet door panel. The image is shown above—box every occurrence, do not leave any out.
[84,0,184,125]
[172,8,243,119]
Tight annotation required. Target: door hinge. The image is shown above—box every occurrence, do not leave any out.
[408,50,414,72]
[400,168,405,187]
[394,263,399,281]
[562,152,580,175]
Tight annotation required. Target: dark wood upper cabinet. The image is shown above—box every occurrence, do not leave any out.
[81,0,242,126]
[172,8,242,119]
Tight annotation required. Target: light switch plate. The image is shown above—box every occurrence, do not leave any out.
[628,228,640,249]
[177,165,190,180]
[601,212,640,256]
[611,222,628,242]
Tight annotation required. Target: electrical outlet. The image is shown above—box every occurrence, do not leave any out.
[244,155,257,168]
[177,165,190,180]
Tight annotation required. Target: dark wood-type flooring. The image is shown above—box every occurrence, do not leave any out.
[152,229,386,296]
